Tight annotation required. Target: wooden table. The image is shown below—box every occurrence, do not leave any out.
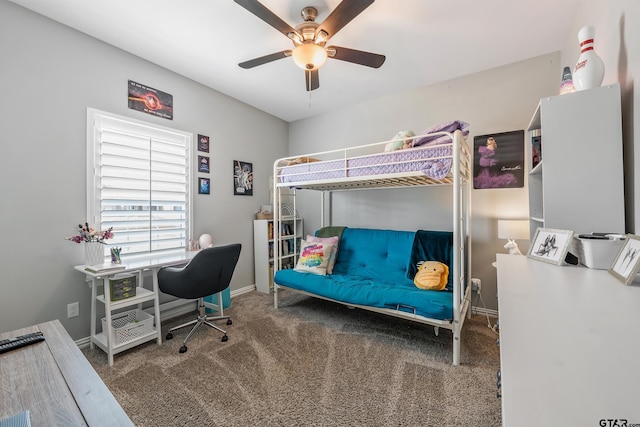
[0,320,133,426]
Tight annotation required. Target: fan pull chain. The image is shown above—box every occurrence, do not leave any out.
[307,72,312,109]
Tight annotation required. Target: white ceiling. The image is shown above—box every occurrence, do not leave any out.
[9,0,583,122]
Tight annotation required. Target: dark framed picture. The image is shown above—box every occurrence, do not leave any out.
[198,177,210,195]
[531,131,542,169]
[608,234,640,285]
[233,160,253,196]
[528,228,573,265]
[473,130,524,189]
[198,134,209,152]
[127,80,173,120]
[198,155,210,173]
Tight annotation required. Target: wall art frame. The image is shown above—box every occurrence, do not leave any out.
[473,130,524,189]
[528,227,573,265]
[608,234,640,285]
[198,177,210,195]
[233,160,253,196]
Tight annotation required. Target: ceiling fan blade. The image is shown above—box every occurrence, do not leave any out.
[234,0,298,38]
[239,50,291,69]
[316,0,374,40]
[305,69,319,91]
[327,46,385,68]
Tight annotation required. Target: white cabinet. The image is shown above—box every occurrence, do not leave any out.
[527,84,625,236]
[253,217,303,293]
[496,254,640,425]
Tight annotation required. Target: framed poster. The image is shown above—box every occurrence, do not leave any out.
[198,177,210,195]
[198,155,210,173]
[198,134,210,152]
[233,160,253,196]
[608,234,640,285]
[528,228,573,265]
[473,130,524,189]
[127,80,173,120]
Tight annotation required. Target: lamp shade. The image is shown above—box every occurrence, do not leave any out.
[498,220,529,240]
[292,43,327,70]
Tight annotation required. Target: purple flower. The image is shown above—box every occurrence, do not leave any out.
[66,222,114,244]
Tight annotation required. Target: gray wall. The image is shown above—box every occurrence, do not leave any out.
[0,1,287,339]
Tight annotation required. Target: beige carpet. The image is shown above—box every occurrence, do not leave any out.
[83,290,502,426]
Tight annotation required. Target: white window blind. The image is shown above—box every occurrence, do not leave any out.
[87,109,192,258]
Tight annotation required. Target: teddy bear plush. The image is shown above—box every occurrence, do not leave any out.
[384,130,416,152]
[414,260,449,291]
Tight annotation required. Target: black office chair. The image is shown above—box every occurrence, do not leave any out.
[158,243,241,353]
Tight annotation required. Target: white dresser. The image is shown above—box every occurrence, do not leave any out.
[496,254,640,426]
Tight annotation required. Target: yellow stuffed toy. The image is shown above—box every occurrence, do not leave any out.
[414,261,449,291]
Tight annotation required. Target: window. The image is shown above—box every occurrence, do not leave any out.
[87,109,192,258]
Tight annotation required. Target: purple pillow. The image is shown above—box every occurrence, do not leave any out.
[412,120,469,147]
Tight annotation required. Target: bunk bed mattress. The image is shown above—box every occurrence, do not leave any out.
[275,269,453,320]
[278,144,453,184]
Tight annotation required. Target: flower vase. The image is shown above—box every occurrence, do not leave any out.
[85,242,104,266]
[573,25,604,91]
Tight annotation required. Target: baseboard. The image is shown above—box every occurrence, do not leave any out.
[76,285,257,348]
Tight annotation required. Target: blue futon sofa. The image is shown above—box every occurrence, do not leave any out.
[274,227,455,321]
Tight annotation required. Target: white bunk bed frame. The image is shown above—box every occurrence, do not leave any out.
[271,129,472,366]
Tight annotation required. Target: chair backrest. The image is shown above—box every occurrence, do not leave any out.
[158,243,241,300]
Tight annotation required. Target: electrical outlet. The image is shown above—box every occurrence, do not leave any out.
[67,302,79,318]
[471,278,481,293]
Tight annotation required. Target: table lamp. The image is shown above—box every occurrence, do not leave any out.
[498,220,530,255]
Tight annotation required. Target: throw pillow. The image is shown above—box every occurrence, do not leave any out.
[294,239,335,276]
[306,235,339,274]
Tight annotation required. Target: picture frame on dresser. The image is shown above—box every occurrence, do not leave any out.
[608,234,640,285]
[528,227,573,265]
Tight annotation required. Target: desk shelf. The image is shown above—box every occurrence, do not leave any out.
[96,286,155,308]
[92,328,159,354]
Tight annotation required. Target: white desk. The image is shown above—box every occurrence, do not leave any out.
[496,254,640,426]
[74,251,197,365]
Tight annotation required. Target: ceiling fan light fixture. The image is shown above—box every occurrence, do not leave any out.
[292,42,327,70]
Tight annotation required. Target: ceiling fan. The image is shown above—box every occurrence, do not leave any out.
[234,0,386,91]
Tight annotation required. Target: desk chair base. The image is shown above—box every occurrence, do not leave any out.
[165,299,232,354]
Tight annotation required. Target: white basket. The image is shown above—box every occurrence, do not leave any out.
[101,309,154,345]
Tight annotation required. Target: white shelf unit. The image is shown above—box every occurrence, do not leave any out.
[88,270,162,366]
[253,217,303,294]
[526,84,625,237]
[93,285,158,352]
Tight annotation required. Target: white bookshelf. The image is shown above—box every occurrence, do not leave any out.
[253,217,303,293]
[527,84,625,236]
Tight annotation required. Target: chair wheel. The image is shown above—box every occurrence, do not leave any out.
[227,319,233,325]
[179,345,188,353]
[221,335,228,342]
[166,333,173,340]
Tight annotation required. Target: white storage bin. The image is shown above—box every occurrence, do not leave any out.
[572,235,625,270]
[101,309,154,345]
